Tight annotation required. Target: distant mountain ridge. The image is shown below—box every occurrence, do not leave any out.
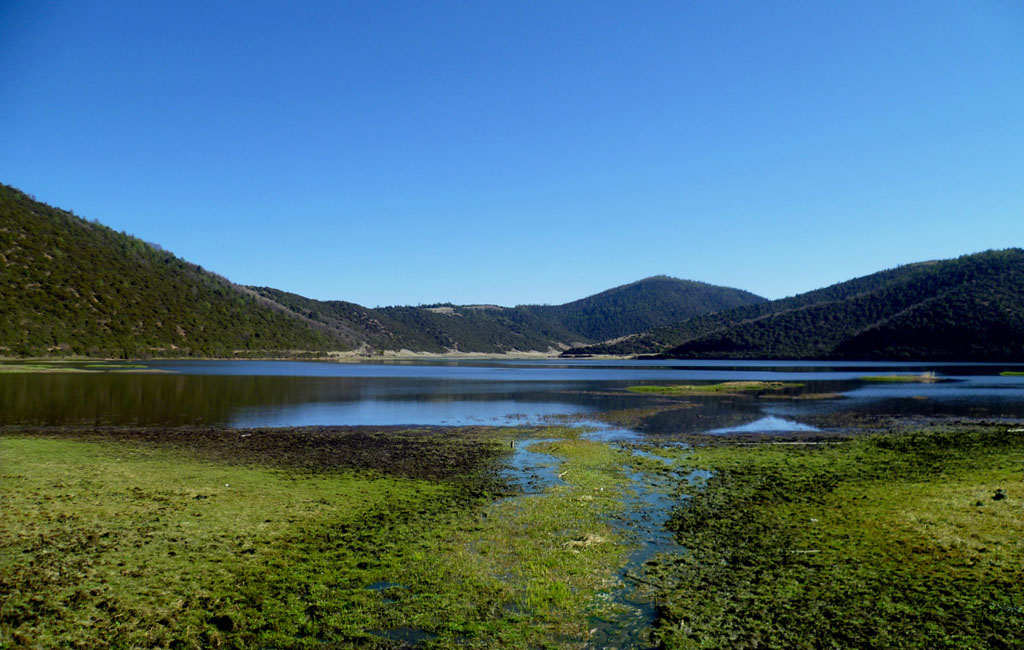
[0,184,760,357]
[565,249,1024,361]
[246,287,590,354]
[247,274,764,354]
[519,276,765,342]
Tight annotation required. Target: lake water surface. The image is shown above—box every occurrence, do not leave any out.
[4,359,1024,434]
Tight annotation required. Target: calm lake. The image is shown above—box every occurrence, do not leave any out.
[4,359,1024,434]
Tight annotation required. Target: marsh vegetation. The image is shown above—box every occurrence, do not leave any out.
[647,424,1024,649]
[4,420,1023,649]
[1,426,655,648]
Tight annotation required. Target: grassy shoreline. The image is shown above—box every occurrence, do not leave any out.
[860,371,939,382]
[0,350,574,365]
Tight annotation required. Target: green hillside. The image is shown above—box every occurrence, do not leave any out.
[251,277,762,354]
[376,304,587,353]
[834,278,1024,360]
[0,185,341,357]
[567,250,1024,360]
[249,288,586,354]
[520,275,764,342]
[246,287,403,351]
[563,257,954,356]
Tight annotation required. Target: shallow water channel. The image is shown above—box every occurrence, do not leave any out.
[497,426,705,648]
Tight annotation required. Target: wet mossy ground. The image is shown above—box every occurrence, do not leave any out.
[4,420,1024,649]
[0,426,636,649]
[646,424,1024,649]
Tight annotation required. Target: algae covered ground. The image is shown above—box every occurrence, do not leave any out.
[0,426,643,649]
[646,423,1024,649]
[3,420,1024,649]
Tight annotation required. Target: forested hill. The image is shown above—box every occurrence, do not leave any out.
[8,183,1021,360]
[2,184,763,357]
[562,257,971,356]
[519,276,764,342]
[565,249,1024,361]
[247,287,587,354]
[0,184,342,357]
[249,277,762,354]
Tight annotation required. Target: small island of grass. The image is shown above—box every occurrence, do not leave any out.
[0,362,153,374]
[999,371,1024,376]
[0,363,89,374]
[626,381,802,395]
[860,372,938,383]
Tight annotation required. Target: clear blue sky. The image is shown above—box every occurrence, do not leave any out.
[2,1,1022,307]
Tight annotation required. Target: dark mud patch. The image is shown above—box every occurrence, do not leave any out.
[0,425,519,484]
[796,412,1024,434]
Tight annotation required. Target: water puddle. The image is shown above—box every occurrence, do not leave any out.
[368,627,438,647]
[365,580,405,592]
[708,415,818,434]
[499,438,565,494]
[683,468,713,485]
[628,447,673,464]
[578,421,642,442]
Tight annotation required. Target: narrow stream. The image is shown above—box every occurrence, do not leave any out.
[497,425,693,649]
[589,433,682,649]
[498,437,566,494]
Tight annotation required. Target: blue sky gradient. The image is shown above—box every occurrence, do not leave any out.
[2,1,1022,306]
